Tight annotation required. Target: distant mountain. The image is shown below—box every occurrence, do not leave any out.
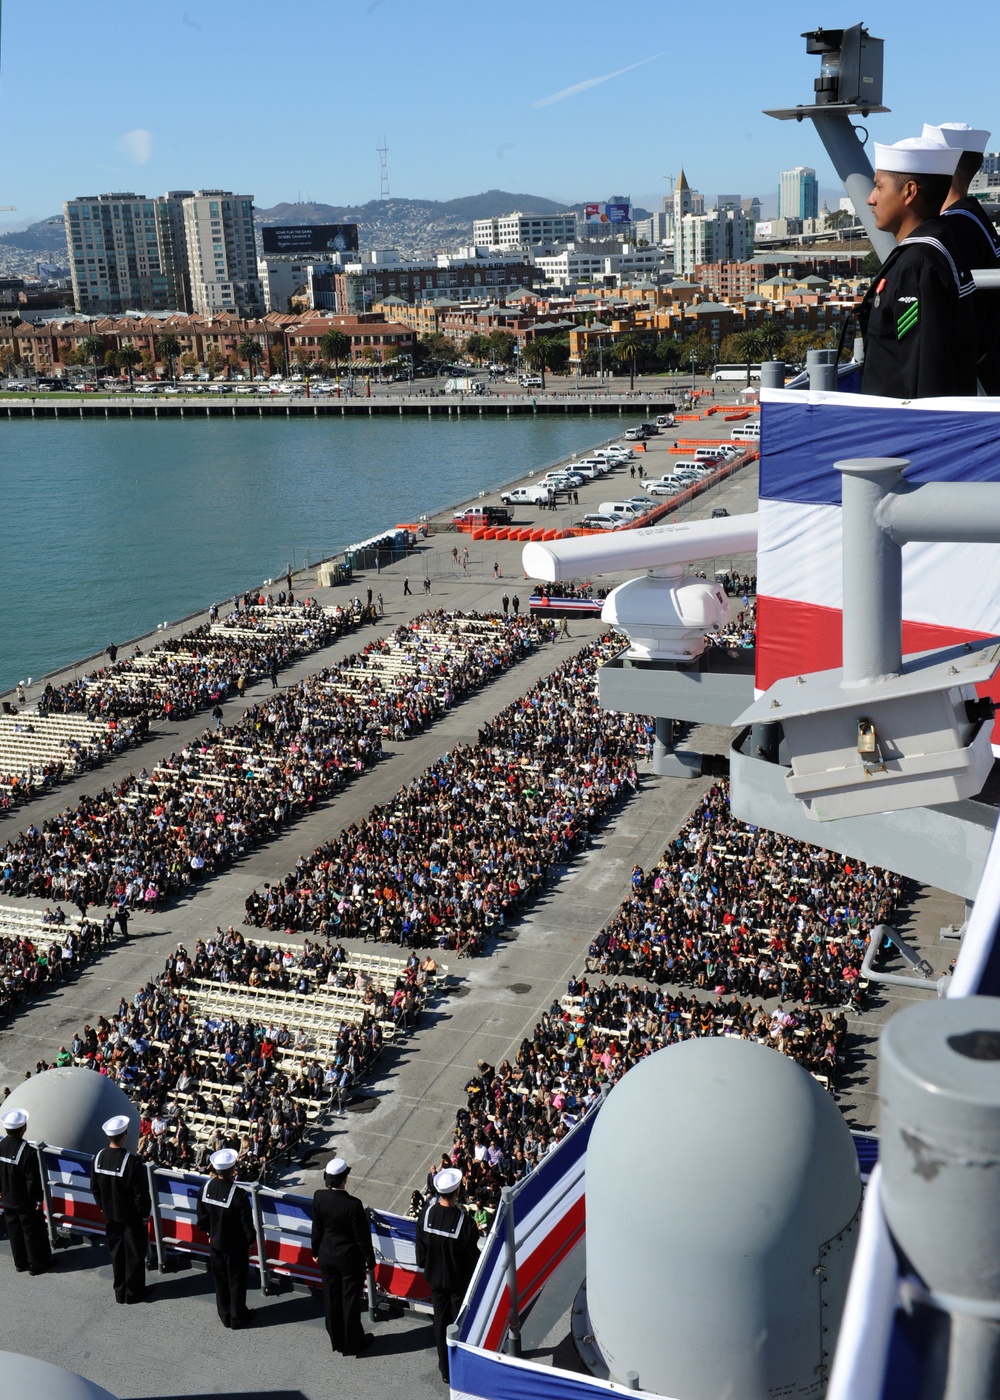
[0,216,67,253]
[256,190,577,225]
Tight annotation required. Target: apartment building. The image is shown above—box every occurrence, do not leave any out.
[183,192,264,316]
[64,192,191,315]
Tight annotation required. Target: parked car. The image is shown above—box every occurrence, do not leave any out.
[644,479,685,496]
[581,513,624,531]
[623,427,646,441]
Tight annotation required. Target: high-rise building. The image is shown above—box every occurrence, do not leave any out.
[183,192,263,316]
[64,192,190,315]
[779,166,819,221]
[678,206,753,277]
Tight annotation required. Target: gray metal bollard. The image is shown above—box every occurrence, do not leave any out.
[806,347,838,392]
[881,996,1000,1400]
[759,360,785,390]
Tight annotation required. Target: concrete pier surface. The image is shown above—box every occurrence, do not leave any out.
[0,416,961,1399]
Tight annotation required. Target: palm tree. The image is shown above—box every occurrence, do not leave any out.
[320,329,351,377]
[755,319,787,365]
[519,338,549,389]
[116,344,141,387]
[236,335,264,381]
[80,334,102,382]
[156,333,181,382]
[613,331,644,391]
[733,329,763,387]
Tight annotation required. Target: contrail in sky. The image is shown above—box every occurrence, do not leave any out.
[533,52,666,108]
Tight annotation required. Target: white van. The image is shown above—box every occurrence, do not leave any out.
[598,500,641,521]
[695,448,725,463]
[730,422,760,441]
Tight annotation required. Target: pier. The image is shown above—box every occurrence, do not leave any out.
[0,391,678,421]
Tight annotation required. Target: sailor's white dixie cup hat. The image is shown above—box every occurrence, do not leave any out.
[434,1167,463,1195]
[1,1108,28,1130]
[325,1157,350,1177]
[922,122,991,152]
[102,1114,131,1137]
[210,1148,238,1171]
[873,136,961,176]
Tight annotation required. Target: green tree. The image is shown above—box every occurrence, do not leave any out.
[80,334,103,381]
[732,328,762,386]
[206,347,224,377]
[116,344,141,386]
[486,330,515,365]
[320,329,351,375]
[156,333,181,381]
[520,335,568,388]
[418,331,453,370]
[464,333,490,365]
[236,334,264,380]
[613,331,644,391]
[861,249,881,277]
[655,335,685,371]
[756,318,788,363]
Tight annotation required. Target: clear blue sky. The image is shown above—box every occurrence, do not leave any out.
[2,0,998,232]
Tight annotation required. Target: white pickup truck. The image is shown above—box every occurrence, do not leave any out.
[500,484,554,506]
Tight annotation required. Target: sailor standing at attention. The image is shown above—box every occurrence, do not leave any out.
[196,1147,256,1329]
[416,1166,482,1384]
[90,1114,151,1304]
[310,1157,376,1357]
[0,1108,52,1275]
[922,121,1000,394]
[860,135,977,399]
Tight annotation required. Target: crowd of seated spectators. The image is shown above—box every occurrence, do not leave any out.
[0,910,125,1021]
[60,925,432,1179]
[429,780,879,1212]
[35,596,370,726]
[245,633,651,957]
[0,612,550,911]
[585,781,899,1011]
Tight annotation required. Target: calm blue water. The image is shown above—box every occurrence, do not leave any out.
[0,416,612,693]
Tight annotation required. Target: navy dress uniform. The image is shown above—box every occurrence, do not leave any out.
[860,137,978,400]
[923,122,1000,394]
[195,1147,256,1329]
[416,1167,482,1383]
[0,1108,51,1275]
[310,1157,376,1356]
[90,1113,151,1304]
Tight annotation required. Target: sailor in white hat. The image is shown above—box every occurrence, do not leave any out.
[310,1156,377,1356]
[90,1110,151,1304]
[416,1164,482,1383]
[922,122,1000,394]
[196,1146,255,1329]
[0,1107,51,1276]
[860,135,978,399]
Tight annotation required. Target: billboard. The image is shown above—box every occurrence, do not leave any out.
[261,223,359,255]
[584,201,632,224]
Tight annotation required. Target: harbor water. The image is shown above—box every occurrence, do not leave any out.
[0,415,611,693]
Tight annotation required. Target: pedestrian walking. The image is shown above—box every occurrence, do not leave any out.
[116,905,130,940]
[492,561,499,579]
[212,703,224,729]
[90,1114,151,1305]
[403,577,412,596]
[376,592,384,616]
[236,674,246,700]
[423,576,431,594]
[311,1158,376,1357]
[196,1148,256,1330]
[0,1108,51,1276]
[416,1167,481,1383]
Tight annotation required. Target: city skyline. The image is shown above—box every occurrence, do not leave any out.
[2,0,998,234]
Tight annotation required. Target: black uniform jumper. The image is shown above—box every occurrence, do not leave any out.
[860,217,978,398]
[0,1132,51,1274]
[310,1185,376,1355]
[196,1174,256,1328]
[940,196,1000,393]
[90,1145,151,1304]
[416,1195,481,1381]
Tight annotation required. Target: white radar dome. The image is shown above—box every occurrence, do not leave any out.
[3,1067,140,1155]
[601,573,730,661]
[585,1038,861,1399]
